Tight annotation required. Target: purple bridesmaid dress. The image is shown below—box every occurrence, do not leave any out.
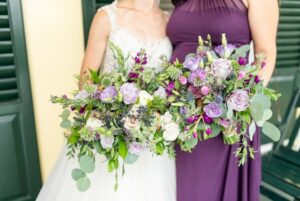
[167,1,262,201]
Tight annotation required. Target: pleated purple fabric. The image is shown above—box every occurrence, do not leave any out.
[167,0,262,200]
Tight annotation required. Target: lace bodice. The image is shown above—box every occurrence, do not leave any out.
[98,1,173,74]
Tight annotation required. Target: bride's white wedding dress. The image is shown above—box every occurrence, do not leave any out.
[36,2,176,201]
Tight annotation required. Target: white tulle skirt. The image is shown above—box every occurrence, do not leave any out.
[36,145,176,201]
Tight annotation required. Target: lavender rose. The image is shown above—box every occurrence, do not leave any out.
[74,90,89,100]
[120,83,140,105]
[214,44,236,58]
[227,89,250,112]
[100,86,117,103]
[183,56,200,71]
[203,102,223,118]
[100,135,114,149]
[129,142,146,154]
[212,58,232,79]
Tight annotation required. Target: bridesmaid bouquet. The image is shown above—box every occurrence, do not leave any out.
[51,43,177,191]
[158,34,281,165]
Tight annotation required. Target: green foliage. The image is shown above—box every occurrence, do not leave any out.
[262,121,281,142]
[147,96,167,114]
[76,177,91,192]
[71,168,86,181]
[118,141,128,159]
[79,155,95,173]
[124,153,139,164]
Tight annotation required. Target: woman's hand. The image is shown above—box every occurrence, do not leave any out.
[248,0,279,86]
[79,10,111,89]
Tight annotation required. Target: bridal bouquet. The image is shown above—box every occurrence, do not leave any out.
[51,43,177,191]
[158,34,281,165]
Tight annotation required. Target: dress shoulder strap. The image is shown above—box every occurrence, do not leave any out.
[97,1,117,28]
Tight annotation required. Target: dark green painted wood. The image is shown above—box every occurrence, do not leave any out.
[81,0,114,46]
[0,0,42,200]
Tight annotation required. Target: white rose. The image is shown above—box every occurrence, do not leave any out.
[138,90,153,106]
[153,86,167,99]
[124,116,141,130]
[163,122,180,141]
[86,117,103,131]
[161,111,173,125]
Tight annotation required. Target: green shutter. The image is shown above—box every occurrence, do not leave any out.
[0,0,18,102]
[0,0,42,200]
[82,0,114,45]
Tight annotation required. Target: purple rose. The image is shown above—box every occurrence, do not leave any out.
[188,69,205,87]
[183,56,200,71]
[212,58,232,79]
[203,102,223,118]
[227,89,250,112]
[100,86,117,103]
[100,135,114,149]
[120,83,140,105]
[129,142,146,154]
[214,44,236,58]
[74,90,89,100]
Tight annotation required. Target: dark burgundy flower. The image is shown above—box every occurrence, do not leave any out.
[203,113,213,124]
[254,75,261,83]
[238,57,248,65]
[79,106,86,114]
[129,72,139,79]
[186,116,195,124]
[70,106,76,111]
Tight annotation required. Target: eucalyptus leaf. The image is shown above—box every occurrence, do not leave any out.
[124,152,139,164]
[79,155,95,173]
[61,109,70,119]
[60,119,72,129]
[249,101,264,122]
[262,121,281,142]
[256,120,265,127]
[76,177,91,192]
[231,44,250,59]
[227,105,233,119]
[263,109,273,121]
[249,121,256,141]
[71,168,86,181]
[251,94,271,109]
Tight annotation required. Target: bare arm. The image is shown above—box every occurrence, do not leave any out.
[248,0,279,86]
[79,10,110,89]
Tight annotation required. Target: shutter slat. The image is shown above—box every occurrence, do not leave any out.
[0,88,18,101]
[0,15,9,28]
[276,0,300,69]
[0,2,7,15]
[0,41,12,53]
[0,0,18,102]
[0,53,14,65]
[0,28,11,40]
[0,77,16,90]
[0,65,15,78]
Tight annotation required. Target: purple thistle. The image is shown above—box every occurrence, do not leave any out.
[188,69,205,87]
